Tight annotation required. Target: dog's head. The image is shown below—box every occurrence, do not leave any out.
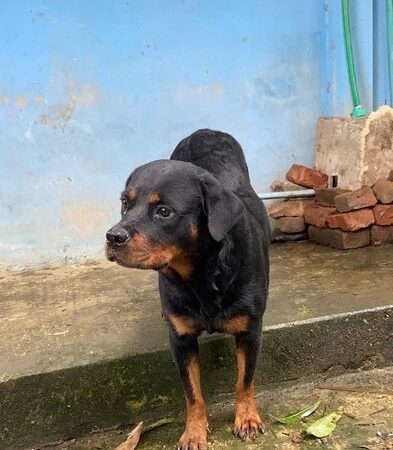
[106,160,244,278]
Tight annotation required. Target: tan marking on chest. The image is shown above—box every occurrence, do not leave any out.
[169,315,201,336]
[218,315,249,334]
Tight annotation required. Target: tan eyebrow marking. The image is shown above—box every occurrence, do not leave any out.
[149,192,160,203]
[128,190,137,200]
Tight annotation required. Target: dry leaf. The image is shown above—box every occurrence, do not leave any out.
[114,421,144,450]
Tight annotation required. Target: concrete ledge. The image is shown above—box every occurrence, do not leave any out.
[1,305,391,450]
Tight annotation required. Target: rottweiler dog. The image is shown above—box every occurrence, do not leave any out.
[106,129,270,449]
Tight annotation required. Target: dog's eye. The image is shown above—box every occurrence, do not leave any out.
[121,198,128,212]
[156,206,171,218]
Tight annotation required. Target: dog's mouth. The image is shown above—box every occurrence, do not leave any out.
[105,244,168,271]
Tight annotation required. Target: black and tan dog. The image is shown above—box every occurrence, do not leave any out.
[106,129,270,449]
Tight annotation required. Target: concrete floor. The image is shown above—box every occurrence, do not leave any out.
[1,242,392,381]
[42,367,393,450]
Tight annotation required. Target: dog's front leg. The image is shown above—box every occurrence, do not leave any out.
[169,328,208,450]
[233,331,265,441]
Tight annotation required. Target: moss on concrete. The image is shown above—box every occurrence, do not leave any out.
[43,367,393,450]
[0,307,392,450]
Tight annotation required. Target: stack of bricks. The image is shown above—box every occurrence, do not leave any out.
[308,180,393,249]
[269,164,393,249]
[269,164,328,236]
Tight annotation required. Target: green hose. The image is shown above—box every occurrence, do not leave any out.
[387,0,393,105]
[341,0,367,117]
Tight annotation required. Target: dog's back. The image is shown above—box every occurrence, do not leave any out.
[170,129,252,194]
[171,129,271,241]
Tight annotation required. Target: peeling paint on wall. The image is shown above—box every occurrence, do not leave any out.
[40,98,77,130]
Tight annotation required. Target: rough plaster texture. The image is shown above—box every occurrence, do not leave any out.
[314,106,393,189]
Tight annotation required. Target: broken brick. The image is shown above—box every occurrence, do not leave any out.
[334,187,377,213]
[304,203,336,228]
[315,188,350,207]
[286,164,329,189]
[308,226,370,249]
[373,204,393,225]
[268,199,313,219]
[373,179,393,204]
[371,225,393,246]
[326,209,375,231]
[271,179,304,192]
[276,216,305,234]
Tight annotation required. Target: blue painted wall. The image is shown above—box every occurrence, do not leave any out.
[0,0,390,266]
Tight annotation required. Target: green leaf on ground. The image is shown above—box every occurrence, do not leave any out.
[305,411,343,438]
[274,401,321,425]
[297,304,311,315]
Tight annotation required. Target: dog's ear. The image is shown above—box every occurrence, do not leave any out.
[200,174,245,242]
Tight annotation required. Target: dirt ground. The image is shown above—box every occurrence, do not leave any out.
[40,367,393,450]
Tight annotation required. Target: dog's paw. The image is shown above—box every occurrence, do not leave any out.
[233,409,265,441]
[178,428,208,450]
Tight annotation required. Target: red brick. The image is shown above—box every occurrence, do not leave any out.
[268,199,313,218]
[373,179,393,204]
[334,187,377,213]
[308,225,370,249]
[373,204,393,225]
[326,209,375,231]
[371,225,393,246]
[286,164,328,189]
[315,188,350,207]
[271,179,304,192]
[304,203,336,228]
[276,216,305,234]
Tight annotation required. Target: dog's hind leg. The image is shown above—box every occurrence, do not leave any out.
[233,330,265,441]
[169,328,208,450]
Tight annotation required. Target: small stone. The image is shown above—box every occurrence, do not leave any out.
[271,180,304,192]
[373,204,393,225]
[315,188,350,207]
[335,187,377,213]
[370,225,393,246]
[286,164,328,189]
[276,216,305,234]
[326,209,375,231]
[373,179,393,204]
[268,199,313,218]
[308,226,370,249]
[304,203,336,228]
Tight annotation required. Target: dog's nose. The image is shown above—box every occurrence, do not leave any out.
[106,226,130,246]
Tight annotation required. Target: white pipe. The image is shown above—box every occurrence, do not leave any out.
[257,189,315,200]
